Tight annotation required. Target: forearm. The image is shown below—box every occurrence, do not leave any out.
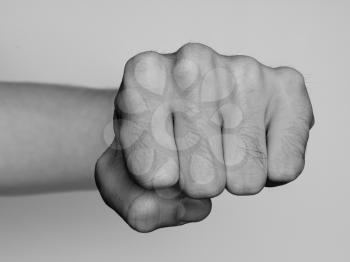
[0,82,116,195]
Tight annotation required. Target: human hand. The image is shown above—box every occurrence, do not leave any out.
[95,43,314,232]
[95,139,211,232]
[114,43,314,198]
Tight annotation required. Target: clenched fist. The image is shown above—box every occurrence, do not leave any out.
[95,43,314,232]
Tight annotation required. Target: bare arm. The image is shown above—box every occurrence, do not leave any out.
[0,82,115,195]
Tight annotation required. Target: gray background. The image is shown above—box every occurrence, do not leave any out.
[0,0,349,261]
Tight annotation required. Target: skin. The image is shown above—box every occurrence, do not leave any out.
[0,43,315,233]
[0,81,211,231]
[0,82,115,194]
[96,43,315,232]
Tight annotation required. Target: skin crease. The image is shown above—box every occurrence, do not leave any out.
[0,43,314,233]
[0,81,212,232]
[95,43,314,232]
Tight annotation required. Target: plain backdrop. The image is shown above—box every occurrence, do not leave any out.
[0,0,349,261]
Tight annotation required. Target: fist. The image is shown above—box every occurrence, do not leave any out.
[115,43,314,198]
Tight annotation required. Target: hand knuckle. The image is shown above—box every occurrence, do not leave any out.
[173,59,199,88]
[232,56,263,86]
[275,67,306,91]
[134,51,162,65]
[226,172,266,195]
[268,161,303,183]
[179,42,209,54]
[123,51,164,83]
[127,195,159,233]
[228,183,263,195]
[177,43,215,65]
[183,181,224,198]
